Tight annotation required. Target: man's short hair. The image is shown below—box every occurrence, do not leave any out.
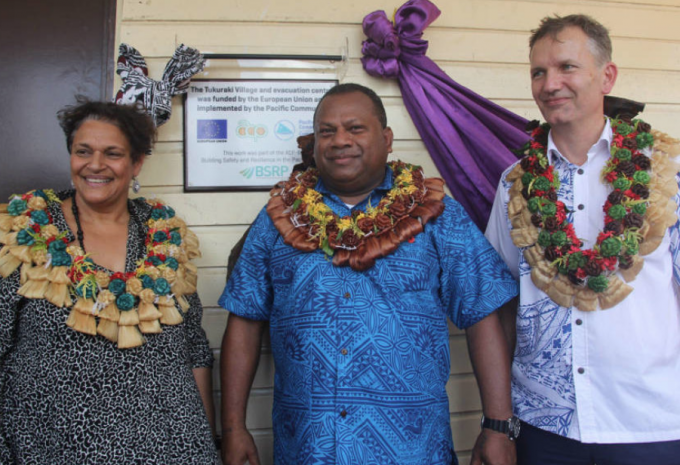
[314,83,388,129]
[529,14,612,66]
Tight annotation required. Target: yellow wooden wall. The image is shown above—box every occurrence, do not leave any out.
[116,0,680,462]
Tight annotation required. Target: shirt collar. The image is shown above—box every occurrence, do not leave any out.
[547,117,612,166]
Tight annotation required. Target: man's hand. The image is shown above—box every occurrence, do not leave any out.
[222,426,261,465]
[466,312,515,464]
[470,429,516,465]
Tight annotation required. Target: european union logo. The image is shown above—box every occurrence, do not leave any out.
[197,120,227,140]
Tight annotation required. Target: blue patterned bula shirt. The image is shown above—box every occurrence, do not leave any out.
[219,168,517,465]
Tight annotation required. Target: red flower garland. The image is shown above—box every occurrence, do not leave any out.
[517,118,654,293]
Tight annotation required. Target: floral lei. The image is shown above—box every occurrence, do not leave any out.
[267,160,446,271]
[509,118,680,311]
[0,190,201,348]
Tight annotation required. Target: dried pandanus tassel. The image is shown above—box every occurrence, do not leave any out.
[157,295,183,325]
[598,276,633,310]
[175,249,189,264]
[172,267,191,295]
[96,290,119,342]
[117,325,145,349]
[17,264,50,299]
[66,298,97,336]
[138,319,162,334]
[0,213,13,232]
[183,229,201,259]
[175,295,190,313]
[118,308,140,326]
[168,216,188,236]
[0,231,12,247]
[98,290,120,322]
[0,228,18,250]
[0,241,29,278]
[44,266,72,308]
[116,292,144,349]
[20,261,31,284]
[97,319,119,343]
[11,244,32,263]
[183,262,198,292]
[573,287,598,312]
[138,289,163,334]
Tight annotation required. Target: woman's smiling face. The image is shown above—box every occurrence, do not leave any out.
[70,119,143,208]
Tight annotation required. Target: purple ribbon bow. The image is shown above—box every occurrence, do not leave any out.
[361,0,529,230]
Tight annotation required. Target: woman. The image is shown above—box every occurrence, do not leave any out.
[0,100,218,464]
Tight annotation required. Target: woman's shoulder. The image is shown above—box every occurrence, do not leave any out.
[2,188,65,206]
[128,196,153,223]
[1,188,67,233]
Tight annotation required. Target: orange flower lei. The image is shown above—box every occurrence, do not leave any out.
[267,161,447,271]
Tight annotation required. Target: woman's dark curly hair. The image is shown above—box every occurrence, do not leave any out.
[57,97,157,163]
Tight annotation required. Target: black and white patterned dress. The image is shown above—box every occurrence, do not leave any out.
[0,191,218,464]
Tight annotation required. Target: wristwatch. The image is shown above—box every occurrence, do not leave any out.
[481,414,521,441]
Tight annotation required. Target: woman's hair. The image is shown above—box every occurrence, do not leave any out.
[57,97,157,163]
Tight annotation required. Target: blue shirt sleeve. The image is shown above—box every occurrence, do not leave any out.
[434,197,518,329]
[218,207,277,321]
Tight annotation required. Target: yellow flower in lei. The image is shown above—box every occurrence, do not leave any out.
[364,204,383,217]
[282,160,428,255]
[314,203,333,219]
[302,190,322,206]
[401,184,419,196]
[336,217,352,230]
[395,169,413,185]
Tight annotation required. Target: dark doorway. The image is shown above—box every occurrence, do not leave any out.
[0,0,116,199]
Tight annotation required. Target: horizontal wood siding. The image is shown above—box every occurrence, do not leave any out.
[117,0,680,461]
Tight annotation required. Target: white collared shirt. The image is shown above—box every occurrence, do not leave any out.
[486,120,680,443]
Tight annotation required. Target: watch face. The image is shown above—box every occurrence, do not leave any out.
[509,417,521,439]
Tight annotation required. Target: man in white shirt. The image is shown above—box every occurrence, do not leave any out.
[485,14,680,465]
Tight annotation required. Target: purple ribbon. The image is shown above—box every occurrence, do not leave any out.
[361,0,529,230]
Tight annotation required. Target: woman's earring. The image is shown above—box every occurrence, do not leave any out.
[132,177,141,193]
[70,179,75,189]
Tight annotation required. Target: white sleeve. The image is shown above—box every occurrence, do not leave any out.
[485,176,521,280]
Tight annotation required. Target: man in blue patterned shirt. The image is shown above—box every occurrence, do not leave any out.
[220,83,518,465]
[486,14,680,465]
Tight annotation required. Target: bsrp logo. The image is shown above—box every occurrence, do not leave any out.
[274,120,295,141]
[236,120,267,141]
[240,165,290,179]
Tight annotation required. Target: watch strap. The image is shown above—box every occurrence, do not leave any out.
[481,416,510,434]
[481,414,521,440]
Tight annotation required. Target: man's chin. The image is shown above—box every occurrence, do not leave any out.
[319,163,360,180]
[326,157,361,169]
[541,111,573,128]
